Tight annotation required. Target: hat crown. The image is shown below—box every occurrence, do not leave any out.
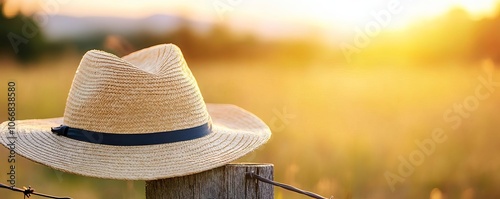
[63,44,209,134]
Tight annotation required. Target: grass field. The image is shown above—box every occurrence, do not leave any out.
[1,56,500,199]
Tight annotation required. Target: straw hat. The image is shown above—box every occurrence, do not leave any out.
[0,44,271,180]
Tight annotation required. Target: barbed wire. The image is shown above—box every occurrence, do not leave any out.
[0,183,71,199]
[246,171,333,199]
[1,173,329,199]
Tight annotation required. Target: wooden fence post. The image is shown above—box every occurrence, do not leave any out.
[145,163,274,199]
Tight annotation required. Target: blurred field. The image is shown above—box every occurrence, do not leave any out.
[1,56,500,199]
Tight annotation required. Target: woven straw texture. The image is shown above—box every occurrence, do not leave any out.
[0,44,271,180]
[66,44,208,133]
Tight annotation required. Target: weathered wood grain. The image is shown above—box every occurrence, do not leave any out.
[146,163,273,199]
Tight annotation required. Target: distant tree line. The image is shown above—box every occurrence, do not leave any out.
[2,3,500,66]
[0,3,319,65]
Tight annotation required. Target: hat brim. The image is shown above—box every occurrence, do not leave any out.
[0,104,271,180]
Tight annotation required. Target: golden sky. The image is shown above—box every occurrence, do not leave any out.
[2,0,499,32]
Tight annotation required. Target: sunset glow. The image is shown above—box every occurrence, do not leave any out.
[2,0,499,30]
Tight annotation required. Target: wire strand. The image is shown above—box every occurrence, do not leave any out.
[246,171,332,199]
[0,183,72,199]
[1,174,328,199]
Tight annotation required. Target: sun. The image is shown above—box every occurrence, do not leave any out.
[455,0,498,18]
[292,0,499,30]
